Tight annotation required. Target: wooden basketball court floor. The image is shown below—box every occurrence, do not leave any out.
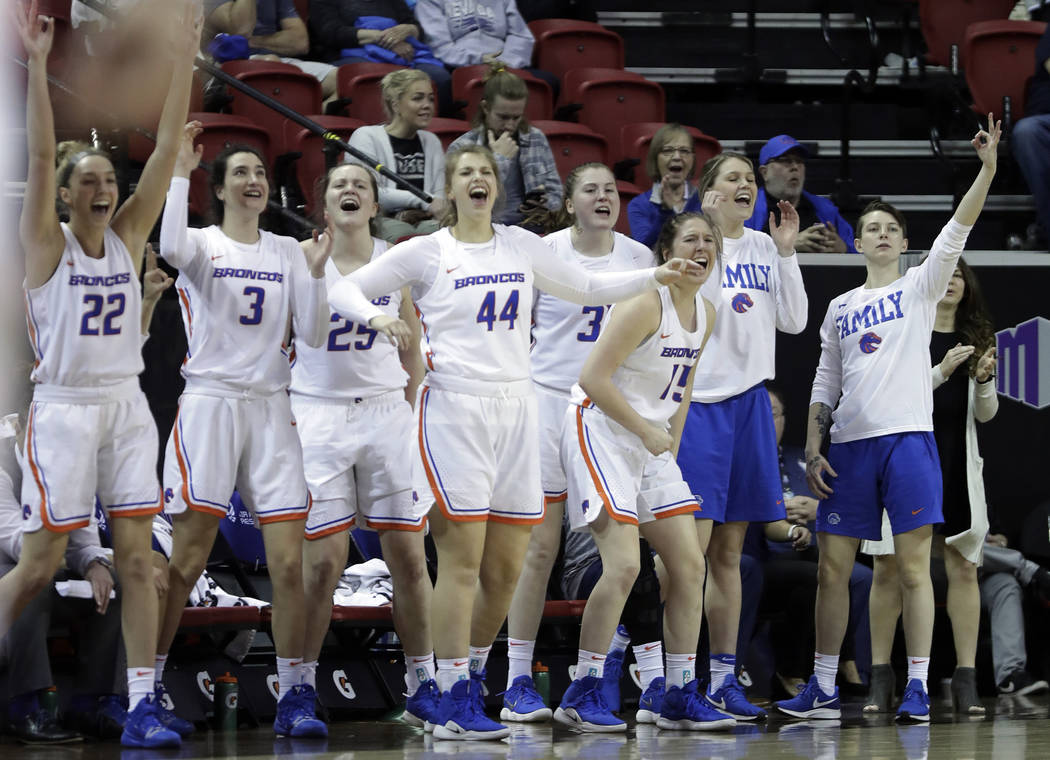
[4,693,1050,759]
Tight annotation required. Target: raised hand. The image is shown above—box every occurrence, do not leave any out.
[939,342,975,379]
[973,112,1002,171]
[369,315,412,350]
[975,345,997,382]
[14,0,54,61]
[143,244,174,302]
[304,226,333,278]
[654,256,703,284]
[769,199,800,256]
[174,120,203,178]
[701,189,727,219]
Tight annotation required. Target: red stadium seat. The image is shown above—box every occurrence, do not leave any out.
[559,69,665,160]
[918,0,1017,68]
[224,63,322,154]
[528,19,625,80]
[451,64,553,122]
[184,113,272,217]
[964,20,1047,125]
[282,115,367,218]
[336,62,403,124]
[615,180,643,235]
[532,119,608,180]
[293,0,310,23]
[427,117,472,151]
[619,122,722,178]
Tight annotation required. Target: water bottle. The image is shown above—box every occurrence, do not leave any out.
[214,672,239,731]
[532,662,550,706]
[39,686,59,718]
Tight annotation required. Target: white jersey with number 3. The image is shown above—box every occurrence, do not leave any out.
[531,228,656,393]
[24,223,143,388]
[290,239,408,400]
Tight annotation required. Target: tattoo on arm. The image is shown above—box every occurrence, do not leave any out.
[814,402,832,445]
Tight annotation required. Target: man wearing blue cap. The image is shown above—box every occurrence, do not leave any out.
[746,135,856,253]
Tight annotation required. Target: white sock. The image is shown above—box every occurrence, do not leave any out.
[576,649,606,680]
[665,653,697,690]
[468,644,491,677]
[153,654,168,686]
[907,656,930,692]
[610,626,630,653]
[405,652,436,696]
[506,638,535,689]
[276,657,303,700]
[437,657,469,693]
[709,653,735,692]
[128,667,154,710]
[814,652,840,694]
[633,641,664,690]
[301,660,318,689]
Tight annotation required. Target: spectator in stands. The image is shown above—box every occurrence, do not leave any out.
[980,529,1050,696]
[1027,1,1050,23]
[627,124,702,249]
[347,68,447,241]
[307,0,453,112]
[861,258,998,716]
[1010,22,1050,249]
[447,64,562,227]
[747,135,856,254]
[416,0,560,98]
[203,0,339,102]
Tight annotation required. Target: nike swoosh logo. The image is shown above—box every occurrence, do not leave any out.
[911,659,925,664]
[814,697,837,707]
[211,255,224,261]
[591,655,604,660]
[912,508,924,515]
[660,333,672,339]
[446,266,460,273]
[644,644,659,651]
[453,660,468,667]
[136,670,152,676]
[708,697,727,709]
[411,657,431,663]
[509,642,527,646]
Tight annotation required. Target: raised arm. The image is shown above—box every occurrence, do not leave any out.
[17,1,65,289]
[578,291,670,454]
[159,126,206,270]
[289,233,330,349]
[955,114,1001,228]
[111,4,202,273]
[141,243,174,339]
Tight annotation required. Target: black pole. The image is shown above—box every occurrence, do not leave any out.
[76,0,432,204]
[14,55,318,234]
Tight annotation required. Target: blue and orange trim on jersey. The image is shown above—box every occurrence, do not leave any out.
[575,400,636,526]
[25,403,90,533]
[23,290,44,370]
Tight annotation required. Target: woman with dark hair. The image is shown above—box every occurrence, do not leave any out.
[4,1,199,748]
[627,124,702,249]
[861,257,998,716]
[292,163,436,726]
[156,135,330,738]
[447,64,562,227]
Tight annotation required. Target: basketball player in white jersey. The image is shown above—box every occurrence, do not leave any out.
[291,163,438,726]
[556,212,733,732]
[155,130,330,738]
[679,152,807,721]
[3,1,199,748]
[778,115,1000,722]
[327,146,700,740]
[501,163,655,722]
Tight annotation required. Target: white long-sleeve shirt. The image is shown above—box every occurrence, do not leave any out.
[328,225,660,384]
[691,228,808,403]
[810,219,973,443]
[159,177,328,395]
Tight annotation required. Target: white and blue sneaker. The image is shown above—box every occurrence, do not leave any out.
[120,694,181,748]
[432,678,511,740]
[553,676,626,733]
[635,676,665,724]
[404,678,442,728]
[656,681,737,731]
[274,685,327,738]
[775,675,841,719]
[500,675,552,722]
[896,679,931,723]
[704,673,766,721]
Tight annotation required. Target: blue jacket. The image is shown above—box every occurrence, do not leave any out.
[627,183,702,249]
[746,188,857,253]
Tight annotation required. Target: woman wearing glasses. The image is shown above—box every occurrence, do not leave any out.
[627,124,701,249]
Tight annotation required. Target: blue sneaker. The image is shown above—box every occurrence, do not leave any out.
[775,675,841,720]
[120,694,181,748]
[500,675,552,722]
[404,678,442,728]
[896,679,931,723]
[274,685,328,738]
[153,684,194,738]
[657,680,737,731]
[635,676,665,723]
[553,676,626,733]
[704,672,766,721]
[432,677,511,740]
[600,648,625,713]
